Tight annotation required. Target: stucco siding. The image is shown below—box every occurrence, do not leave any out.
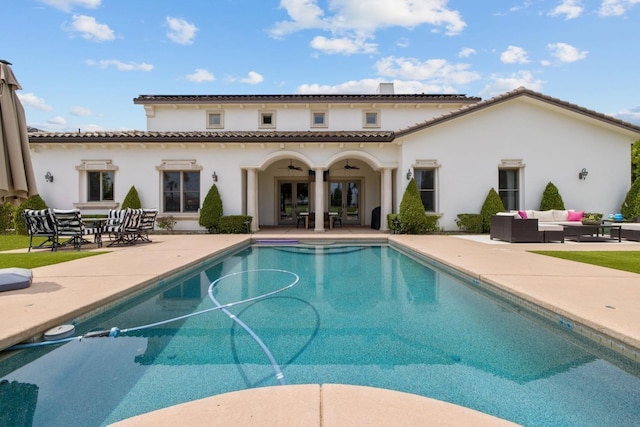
[399,99,632,230]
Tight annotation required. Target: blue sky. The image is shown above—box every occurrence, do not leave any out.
[4,0,640,132]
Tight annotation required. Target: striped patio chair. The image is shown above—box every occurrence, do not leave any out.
[53,209,101,250]
[105,208,132,246]
[22,209,58,252]
[135,209,158,243]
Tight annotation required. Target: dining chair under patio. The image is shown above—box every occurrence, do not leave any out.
[22,209,57,252]
[53,209,101,250]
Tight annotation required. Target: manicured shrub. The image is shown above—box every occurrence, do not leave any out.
[157,215,177,232]
[199,184,223,233]
[217,215,252,233]
[15,194,48,235]
[387,213,401,233]
[0,202,14,234]
[633,191,640,220]
[455,213,483,233]
[399,178,430,234]
[121,186,141,209]
[480,188,505,233]
[539,182,565,211]
[620,177,640,220]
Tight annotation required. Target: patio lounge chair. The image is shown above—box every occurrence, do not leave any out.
[135,209,158,243]
[22,209,58,252]
[53,209,102,250]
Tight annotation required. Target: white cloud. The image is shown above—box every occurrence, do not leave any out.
[547,42,588,62]
[310,36,377,55]
[69,14,115,41]
[166,17,198,45]
[86,59,154,71]
[458,47,476,58]
[239,71,264,85]
[615,106,640,124]
[70,106,93,116]
[479,71,544,98]
[297,78,454,94]
[598,0,640,16]
[48,116,67,126]
[17,93,53,112]
[269,0,466,42]
[375,56,481,85]
[186,69,215,83]
[549,0,584,19]
[38,0,101,12]
[500,46,529,64]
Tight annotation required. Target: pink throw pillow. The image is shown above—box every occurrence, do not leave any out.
[567,210,584,221]
[518,210,527,219]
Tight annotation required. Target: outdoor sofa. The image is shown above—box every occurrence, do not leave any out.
[610,221,640,241]
[490,209,586,243]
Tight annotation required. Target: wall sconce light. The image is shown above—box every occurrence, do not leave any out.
[578,168,588,180]
[406,169,412,180]
[44,171,54,183]
[212,171,218,182]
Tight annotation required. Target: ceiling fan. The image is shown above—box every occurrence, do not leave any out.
[343,160,360,170]
[286,160,303,171]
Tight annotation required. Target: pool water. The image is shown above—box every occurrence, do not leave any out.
[1,244,640,426]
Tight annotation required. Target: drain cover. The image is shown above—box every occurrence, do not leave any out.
[44,324,76,341]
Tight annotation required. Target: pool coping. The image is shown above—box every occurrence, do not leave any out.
[1,231,640,426]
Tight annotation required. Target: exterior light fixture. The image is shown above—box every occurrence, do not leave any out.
[212,171,218,182]
[578,168,588,180]
[406,169,412,180]
[44,171,54,182]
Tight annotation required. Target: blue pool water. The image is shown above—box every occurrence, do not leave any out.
[1,244,640,426]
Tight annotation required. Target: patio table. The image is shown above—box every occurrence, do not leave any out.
[561,223,622,242]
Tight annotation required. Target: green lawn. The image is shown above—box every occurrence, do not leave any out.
[532,251,640,274]
[0,235,105,269]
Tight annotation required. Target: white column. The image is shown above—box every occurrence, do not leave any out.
[246,168,259,232]
[380,168,393,231]
[314,168,325,232]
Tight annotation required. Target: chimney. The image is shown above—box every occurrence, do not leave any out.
[377,82,394,95]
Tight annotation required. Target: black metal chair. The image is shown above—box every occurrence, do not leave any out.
[22,209,58,252]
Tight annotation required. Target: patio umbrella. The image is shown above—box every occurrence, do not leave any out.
[0,59,37,203]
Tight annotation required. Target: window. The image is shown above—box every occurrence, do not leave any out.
[415,169,436,211]
[88,171,114,202]
[499,169,520,210]
[311,111,327,127]
[163,171,200,213]
[259,111,276,128]
[363,110,380,128]
[206,111,224,129]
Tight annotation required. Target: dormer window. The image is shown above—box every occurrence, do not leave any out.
[311,111,327,128]
[207,111,224,129]
[363,110,380,128]
[259,111,276,129]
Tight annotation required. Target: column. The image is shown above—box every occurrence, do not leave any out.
[314,167,325,232]
[380,168,393,231]
[246,168,260,232]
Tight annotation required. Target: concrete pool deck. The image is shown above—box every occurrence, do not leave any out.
[1,229,639,426]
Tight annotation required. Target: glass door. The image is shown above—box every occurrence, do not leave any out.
[329,180,360,225]
[278,181,309,225]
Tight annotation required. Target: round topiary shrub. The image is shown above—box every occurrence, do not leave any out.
[199,184,223,233]
[480,188,505,233]
[399,178,430,234]
[121,186,142,209]
[15,194,48,235]
[539,181,565,211]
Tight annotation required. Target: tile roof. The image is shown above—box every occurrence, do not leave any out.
[395,86,640,136]
[133,93,481,104]
[28,130,396,143]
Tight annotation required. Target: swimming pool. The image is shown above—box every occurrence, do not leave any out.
[1,243,639,426]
